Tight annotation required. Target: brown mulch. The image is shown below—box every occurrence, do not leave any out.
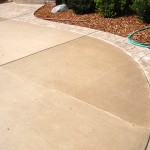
[34,4,150,44]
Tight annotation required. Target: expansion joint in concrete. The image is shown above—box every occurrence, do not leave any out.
[145,135,150,150]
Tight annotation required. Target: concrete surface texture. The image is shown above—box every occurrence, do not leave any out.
[0,2,42,19]
[0,3,150,150]
[4,36,150,129]
[0,20,82,65]
[0,67,149,150]
[0,17,6,21]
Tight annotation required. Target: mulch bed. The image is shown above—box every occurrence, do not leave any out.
[34,4,150,44]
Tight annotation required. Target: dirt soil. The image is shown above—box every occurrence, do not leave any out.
[34,4,150,44]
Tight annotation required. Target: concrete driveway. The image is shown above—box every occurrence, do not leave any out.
[0,3,150,150]
[0,17,7,21]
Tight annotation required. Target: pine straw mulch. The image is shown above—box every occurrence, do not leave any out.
[34,4,150,44]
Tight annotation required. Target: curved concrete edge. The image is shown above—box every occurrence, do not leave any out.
[0,67,149,150]
[2,2,149,86]
[0,2,150,128]
[3,35,150,129]
[88,32,150,89]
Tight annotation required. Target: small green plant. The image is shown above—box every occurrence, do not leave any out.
[64,0,95,14]
[95,0,116,17]
[95,0,132,18]
[132,0,150,23]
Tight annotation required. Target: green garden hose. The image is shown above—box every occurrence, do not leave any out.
[127,26,150,48]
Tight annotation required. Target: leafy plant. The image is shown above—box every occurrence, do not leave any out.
[95,0,132,18]
[132,0,150,23]
[64,0,95,14]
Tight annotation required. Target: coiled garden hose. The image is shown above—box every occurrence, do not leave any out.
[127,26,150,48]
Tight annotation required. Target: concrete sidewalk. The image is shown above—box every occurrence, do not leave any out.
[0,2,150,150]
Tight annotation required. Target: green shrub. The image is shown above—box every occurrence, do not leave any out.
[132,0,150,23]
[95,0,132,18]
[64,0,95,14]
[95,0,116,17]
[62,0,70,8]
